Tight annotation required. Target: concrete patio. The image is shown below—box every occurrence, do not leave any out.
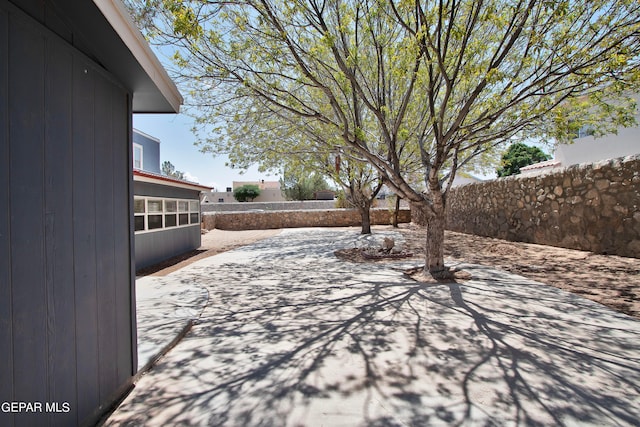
[106,228,640,426]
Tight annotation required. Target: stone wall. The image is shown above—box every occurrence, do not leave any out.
[445,155,640,258]
[202,208,411,231]
[201,200,337,212]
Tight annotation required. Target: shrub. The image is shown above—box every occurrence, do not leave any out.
[234,184,261,202]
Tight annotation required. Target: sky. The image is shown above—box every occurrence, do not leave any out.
[133,113,277,191]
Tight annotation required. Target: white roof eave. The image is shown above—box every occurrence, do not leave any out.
[93,0,183,113]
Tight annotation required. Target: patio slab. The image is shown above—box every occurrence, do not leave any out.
[135,274,209,372]
[107,228,640,426]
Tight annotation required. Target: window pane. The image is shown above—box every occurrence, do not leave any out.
[148,200,163,213]
[134,216,145,231]
[133,145,143,169]
[165,214,177,227]
[190,213,199,224]
[189,200,199,212]
[148,214,163,229]
[165,200,177,213]
[179,213,189,225]
[134,199,145,214]
[178,201,189,212]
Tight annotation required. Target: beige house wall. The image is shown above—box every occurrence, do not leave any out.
[203,180,286,203]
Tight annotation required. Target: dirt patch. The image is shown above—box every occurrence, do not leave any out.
[394,224,640,319]
[137,229,282,277]
[136,249,209,276]
[334,224,639,319]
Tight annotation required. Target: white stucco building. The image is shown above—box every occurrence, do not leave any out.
[521,93,640,175]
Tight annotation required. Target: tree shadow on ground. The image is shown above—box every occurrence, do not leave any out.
[111,229,640,427]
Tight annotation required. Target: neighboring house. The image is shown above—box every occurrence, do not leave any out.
[132,130,211,270]
[314,189,336,200]
[132,129,161,174]
[1,1,181,426]
[202,187,235,204]
[518,158,563,176]
[204,180,286,203]
[521,93,640,175]
[451,173,484,187]
[234,180,285,202]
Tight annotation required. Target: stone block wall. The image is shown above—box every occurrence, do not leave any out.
[201,200,338,212]
[202,208,411,231]
[445,155,640,258]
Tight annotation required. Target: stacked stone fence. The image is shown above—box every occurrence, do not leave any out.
[202,208,411,231]
[201,200,337,212]
[445,155,640,258]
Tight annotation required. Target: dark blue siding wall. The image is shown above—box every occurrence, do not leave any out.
[44,24,76,427]
[0,6,13,427]
[0,3,135,426]
[133,181,202,269]
[135,226,202,270]
[9,10,49,427]
[135,180,202,200]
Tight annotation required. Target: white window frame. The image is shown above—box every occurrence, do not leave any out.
[133,143,144,170]
[134,196,200,234]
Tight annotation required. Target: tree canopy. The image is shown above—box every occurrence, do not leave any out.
[280,169,330,201]
[128,0,640,277]
[234,184,261,202]
[497,143,551,177]
[161,160,185,180]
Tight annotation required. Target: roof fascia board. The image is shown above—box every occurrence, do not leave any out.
[133,128,162,144]
[93,0,183,113]
[134,171,212,192]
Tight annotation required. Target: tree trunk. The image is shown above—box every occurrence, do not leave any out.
[424,187,452,279]
[359,203,372,234]
[425,209,448,278]
[392,196,400,228]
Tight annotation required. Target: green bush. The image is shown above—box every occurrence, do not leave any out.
[233,184,261,202]
[496,143,551,177]
[334,190,351,208]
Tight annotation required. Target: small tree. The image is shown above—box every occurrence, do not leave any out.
[233,185,261,202]
[161,161,185,180]
[331,153,384,234]
[497,143,551,177]
[280,170,330,201]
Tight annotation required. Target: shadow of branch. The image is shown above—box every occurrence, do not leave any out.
[113,229,640,427]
